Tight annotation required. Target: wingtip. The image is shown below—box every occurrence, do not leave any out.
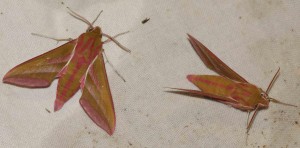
[187,34,192,41]
[54,99,64,111]
[2,78,11,85]
[187,75,196,82]
[104,119,116,136]
[164,87,180,91]
[2,77,8,83]
[2,77,51,88]
[106,126,115,136]
[3,73,9,82]
[79,99,116,136]
[187,33,195,40]
[2,77,13,85]
[3,71,14,84]
[186,34,199,51]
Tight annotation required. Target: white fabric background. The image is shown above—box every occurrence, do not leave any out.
[0,0,299,147]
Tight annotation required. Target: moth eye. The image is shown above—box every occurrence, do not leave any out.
[260,92,268,98]
[86,27,93,32]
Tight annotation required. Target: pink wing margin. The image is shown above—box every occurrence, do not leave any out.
[168,87,238,103]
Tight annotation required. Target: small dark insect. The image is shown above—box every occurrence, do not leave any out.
[45,108,51,113]
[142,18,150,24]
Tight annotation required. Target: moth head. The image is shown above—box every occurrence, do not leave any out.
[87,26,101,34]
[258,91,270,107]
[260,92,269,100]
[86,26,94,32]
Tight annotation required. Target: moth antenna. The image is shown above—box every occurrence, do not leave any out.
[265,68,297,107]
[102,50,126,82]
[269,98,297,107]
[103,31,130,44]
[91,10,103,25]
[67,7,93,29]
[266,67,280,94]
[102,33,131,53]
[31,33,73,43]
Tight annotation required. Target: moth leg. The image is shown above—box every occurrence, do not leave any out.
[245,110,252,145]
[102,50,126,82]
[246,111,251,126]
[102,33,131,53]
[246,104,263,134]
[31,33,73,44]
[103,31,130,44]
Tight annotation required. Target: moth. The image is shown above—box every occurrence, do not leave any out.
[169,34,296,133]
[2,8,131,135]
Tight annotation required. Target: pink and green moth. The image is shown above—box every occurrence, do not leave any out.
[3,8,130,135]
[169,34,297,133]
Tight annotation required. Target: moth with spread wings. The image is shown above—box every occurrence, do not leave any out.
[3,9,130,135]
[169,34,296,133]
